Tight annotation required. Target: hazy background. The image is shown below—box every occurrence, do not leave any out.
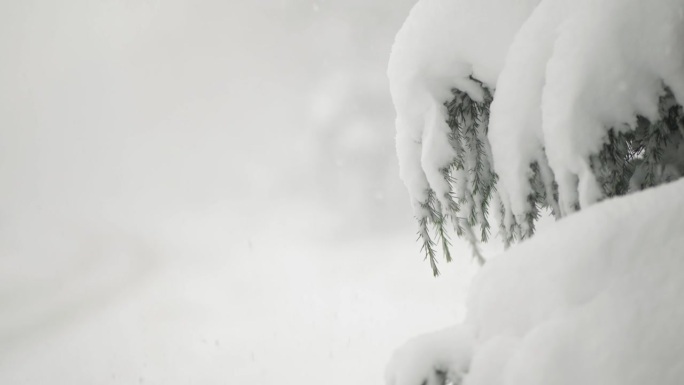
[0,1,485,383]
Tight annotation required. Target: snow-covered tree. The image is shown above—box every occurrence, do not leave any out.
[390,0,684,275]
[386,1,684,385]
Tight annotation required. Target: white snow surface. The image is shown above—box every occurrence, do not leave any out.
[0,203,481,385]
[390,0,684,218]
[385,325,474,385]
[386,178,684,385]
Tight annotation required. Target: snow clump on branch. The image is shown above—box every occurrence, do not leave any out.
[389,0,684,272]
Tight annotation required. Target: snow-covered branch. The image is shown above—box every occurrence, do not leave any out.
[389,0,684,270]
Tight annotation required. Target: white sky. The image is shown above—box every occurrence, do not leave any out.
[0,1,487,384]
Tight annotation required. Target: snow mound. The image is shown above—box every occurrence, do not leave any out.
[386,178,684,385]
[385,326,474,385]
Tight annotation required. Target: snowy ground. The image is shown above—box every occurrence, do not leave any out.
[0,1,468,383]
[0,203,483,384]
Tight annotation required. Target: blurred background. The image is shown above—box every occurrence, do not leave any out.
[0,1,486,383]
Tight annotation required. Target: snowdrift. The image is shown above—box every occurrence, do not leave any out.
[386,178,684,385]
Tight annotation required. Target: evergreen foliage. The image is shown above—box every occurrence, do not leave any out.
[417,85,684,275]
